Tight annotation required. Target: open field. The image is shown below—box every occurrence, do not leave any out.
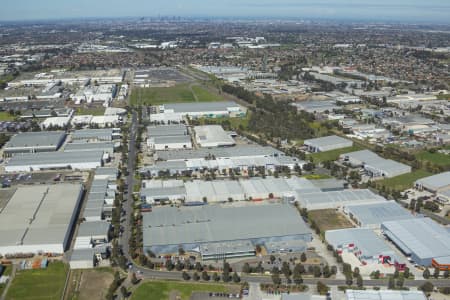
[374,169,433,192]
[6,261,68,300]
[131,281,234,300]
[194,112,251,131]
[66,268,114,300]
[308,145,364,163]
[308,209,354,232]
[416,150,450,167]
[75,106,105,116]
[302,174,333,180]
[0,265,13,296]
[0,111,16,121]
[130,84,224,105]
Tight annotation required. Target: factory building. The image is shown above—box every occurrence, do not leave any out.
[304,135,353,153]
[345,290,426,300]
[194,125,235,148]
[325,228,404,269]
[381,218,450,266]
[340,149,411,178]
[149,101,245,122]
[415,171,450,193]
[344,201,414,228]
[142,203,312,258]
[146,124,192,150]
[4,150,104,172]
[0,184,83,255]
[71,128,120,142]
[3,131,66,157]
[296,189,386,210]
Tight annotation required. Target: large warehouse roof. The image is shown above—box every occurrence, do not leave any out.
[194,125,235,147]
[345,201,414,228]
[346,290,426,300]
[156,144,283,161]
[0,184,83,254]
[415,172,450,192]
[4,131,66,150]
[147,124,187,137]
[297,189,385,210]
[143,203,311,247]
[163,101,240,113]
[6,150,103,168]
[381,218,450,265]
[325,228,397,259]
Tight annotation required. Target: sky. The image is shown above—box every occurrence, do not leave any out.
[1,0,449,23]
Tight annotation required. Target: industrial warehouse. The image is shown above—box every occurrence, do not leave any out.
[304,135,353,152]
[142,203,312,259]
[193,125,236,148]
[149,101,246,122]
[140,176,350,205]
[340,149,412,178]
[0,184,83,255]
[3,131,67,156]
[343,201,414,228]
[381,217,450,267]
[146,124,192,150]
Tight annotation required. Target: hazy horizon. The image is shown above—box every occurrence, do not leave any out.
[1,0,449,24]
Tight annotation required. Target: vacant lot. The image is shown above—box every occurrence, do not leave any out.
[131,281,234,300]
[308,209,354,232]
[130,84,224,105]
[75,106,105,116]
[6,261,68,300]
[67,268,114,300]
[375,169,432,192]
[308,145,364,163]
[416,150,450,167]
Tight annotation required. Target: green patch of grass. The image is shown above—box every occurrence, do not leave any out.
[6,261,68,300]
[76,107,105,116]
[375,169,432,192]
[308,145,364,163]
[0,111,16,121]
[302,174,332,180]
[130,84,224,105]
[436,94,450,100]
[416,150,450,167]
[194,112,250,131]
[131,281,230,300]
[191,85,224,102]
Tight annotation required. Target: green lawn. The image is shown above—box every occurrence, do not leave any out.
[130,84,224,105]
[302,174,333,180]
[194,112,250,131]
[76,107,105,116]
[6,261,68,300]
[436,94,450,100]
[375,169,432,192]
[416,150,450,167]
[0,111,16,121]
[131,281,230,300]
[308,145,364,163]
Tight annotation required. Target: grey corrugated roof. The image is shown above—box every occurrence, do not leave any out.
[415,172,450,191]
[6,150,103,166]
[382,218,450,261]
[141,186,186,198]
[345,290,427,300]
[151,135,191,144]
[345,201,414,227]
[325,228,397,259]
[64,142,114,152]
[72,129,113,139]
[77,221,110,238]
[5,131,66,149]
[143,203,311,247]
[147,124,187,137]
[156,145,283,161]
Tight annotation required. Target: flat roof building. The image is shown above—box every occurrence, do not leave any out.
[0,184,83,255]
[296,189,386,210]
[5,150,104,172]
[3,131,66,156]
[345,290,426,300]
[194,125,235,148]
[344,201,414,228]
[415,172,450,193]
[147,124,192,150]
[325,228,402,266]
[142,203,312,257]
[340,150,411,178]
[381,218,450,266]
[304,135,353,153]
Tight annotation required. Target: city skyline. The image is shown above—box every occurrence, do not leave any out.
[1,0,450,23]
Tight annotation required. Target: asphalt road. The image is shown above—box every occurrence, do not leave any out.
[120,110,137,262]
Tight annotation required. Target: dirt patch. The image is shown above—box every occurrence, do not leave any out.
[308,209,354,232]
[78,269,114,300]
[169,290,181,300]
